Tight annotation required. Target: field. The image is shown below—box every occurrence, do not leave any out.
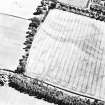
[57,0,89,8]
[0,86,54,105]
[0,14,29,70]
[26,9,105,101]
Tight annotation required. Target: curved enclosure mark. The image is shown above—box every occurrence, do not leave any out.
[0,14,29,70]
[26,9,105,101]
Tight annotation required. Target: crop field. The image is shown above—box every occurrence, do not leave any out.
[26,9,105,101]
